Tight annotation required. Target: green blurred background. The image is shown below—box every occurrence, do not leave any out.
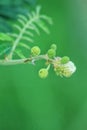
[0,0,87,130]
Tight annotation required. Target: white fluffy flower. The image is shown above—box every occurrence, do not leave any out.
[54,61,76,77]
[62,61,76,77]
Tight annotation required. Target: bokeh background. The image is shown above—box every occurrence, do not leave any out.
[0,0,87,130]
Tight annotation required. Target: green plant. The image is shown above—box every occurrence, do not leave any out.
[0,6,76,78]
[0,0,36,32]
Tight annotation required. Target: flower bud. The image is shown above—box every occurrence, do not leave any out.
[39,68,48,79]
[61,56,70,64]
[31,46,41,56]
[47,49,56,58]
[51,44,57,50]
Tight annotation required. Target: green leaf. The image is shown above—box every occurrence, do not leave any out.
[18,18,25,26]
[28,23,40,35]
[36,20,50,34]
[15,49,25,59]
[14,24,22,32]
[19,43,30,50]
[0,33,13,41]
[0,46,11,56]
[18,15,28,22]
[22,36,34,43]
[40,15,53,25]
[25,31,34,37]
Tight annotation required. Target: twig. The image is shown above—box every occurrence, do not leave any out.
[0,55,52,65]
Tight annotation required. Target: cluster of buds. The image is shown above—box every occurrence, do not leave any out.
[30,44,76,79]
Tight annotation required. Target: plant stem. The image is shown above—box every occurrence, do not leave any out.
[0,55,52,66]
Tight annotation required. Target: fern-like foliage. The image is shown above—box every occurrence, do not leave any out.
[0,0,36,32]
[0,6,52,60]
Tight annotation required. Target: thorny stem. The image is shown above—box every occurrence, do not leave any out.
[0,55,53,66]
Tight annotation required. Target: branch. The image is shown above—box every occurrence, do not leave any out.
[0,55,51,65]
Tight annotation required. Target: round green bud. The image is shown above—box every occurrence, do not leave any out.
[51,44,57,50]
[38,68,48,79]
[31,46,41,56]
[61,56,70,64]
[47,49,56,58]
